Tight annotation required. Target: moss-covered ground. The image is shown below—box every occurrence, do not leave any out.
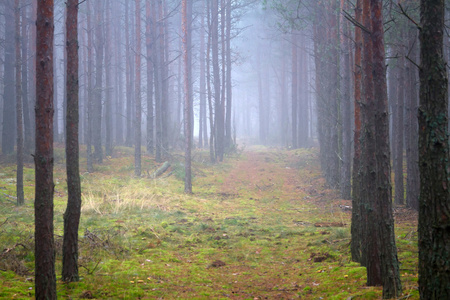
[0,146,419,299]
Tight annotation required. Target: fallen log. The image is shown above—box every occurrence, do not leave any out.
[151,161,171,179]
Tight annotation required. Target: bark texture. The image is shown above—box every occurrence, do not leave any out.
[418,0,450,297]
[35,0,57,297]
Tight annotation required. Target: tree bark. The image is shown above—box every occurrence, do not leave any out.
[105,1,113,157]
[3,0,16,155]
[135,0,142,177]
[62,0,81,282]
[182,0,192,193]
[93,0,104,163]
[35,0,57,297]
[418,0,450,297]
[146,0,154,155]
[15,0,24,206]
[351,0,363,264]
[291,33,298,149]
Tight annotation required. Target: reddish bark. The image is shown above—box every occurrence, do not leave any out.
[35,0,56,297]
[62,0,81,282]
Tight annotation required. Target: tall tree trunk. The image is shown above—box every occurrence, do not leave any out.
[35,0,56,297]
[199,1,207,148]
[394,54,405,205]
[3,0,16,155]
[365,0,402,296]
[86,1,93,172]
[291,33,298,149]
[340,0,352,200]
[105,1,113,157]
[21,5,32,153]
[135,0,142,177]
[125,0,133,147]
[212,0,222,159]
[182,0,192,193]
[93,0,104,163]
[114,1,124,146]
[62,0,81,282]
[418,0,450,297]
[225,0,232,149]
[153,0,162,162]
[405,28,420,210]
[146,0,154,155]
[15,0,24,206]
[351,0,363,264]
[206,0,215,163]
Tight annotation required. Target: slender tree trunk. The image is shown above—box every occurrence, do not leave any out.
[135,0,142,177]
[93,0,103,163]
[3,0,16,155]
[394,54,405,206]
[291,33,298,149]
[351,0,363,264]
[418,0,450,297]
[62,0,81,282]
[225,0,232,149]
[146,0,154,155]
[105,1,113,157]
[125,0,133,147]
[206,0,215,163]
[199,1,207,148]
[153,0,162,162]
[86,2,93,172]
[21,5,32,153]
[340,0,351,200]
[212,0,222,159]
[182,0,192,193]
[15,0,24,206]
[405,28,419,210]
[35,0,56,297]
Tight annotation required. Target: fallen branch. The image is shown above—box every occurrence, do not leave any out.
[151,161,171,179]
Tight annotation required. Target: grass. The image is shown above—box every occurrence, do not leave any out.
[0,146,419,299]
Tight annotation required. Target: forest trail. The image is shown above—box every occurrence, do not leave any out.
[0,147,419,299]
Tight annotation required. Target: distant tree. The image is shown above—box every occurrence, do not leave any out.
[93,0,104,163]
[15,0,24,206]
[21,4,32,153]
[62,0,82,282]
[394,43,405,206]
[418,0,450,297]
[146,0,154,155]
[135,0,142,177]
[182,0,192,193]
[291,33,298,149]
[35,0,57,297]
[86,1,94,172]
[105,1,113,157]
[2,0,16,155]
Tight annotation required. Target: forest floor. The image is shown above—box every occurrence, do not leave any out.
[0,145,419,299]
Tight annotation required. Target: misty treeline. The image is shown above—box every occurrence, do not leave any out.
[1,0,450,298]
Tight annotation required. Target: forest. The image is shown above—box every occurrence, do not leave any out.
[0,0,449,299]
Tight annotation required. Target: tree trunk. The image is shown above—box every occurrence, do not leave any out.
[15,0,24,206]
[291,33,298,149]
[225,0,232,149]
[365,0,402,296]
[351,0,363,264]
[182,0,192,193]
[418,0,450,297]
[135,0,142,177]
[62,0,81,282]
[153,0,162,162]
[199,1,207,148]
[86,1,93,172]
[93,0,104,163]
[206,0,215,163]
[394,54,405,206]
[35,0,57,297]
[21,5,32,153]
[105,1,113,157]
[3,0,16,155]
[146,0,154,155]
[212,0,222,159]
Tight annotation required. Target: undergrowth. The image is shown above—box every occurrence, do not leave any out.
[0,146,419,299]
